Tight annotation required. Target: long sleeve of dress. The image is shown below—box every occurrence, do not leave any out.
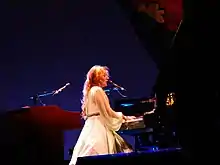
[90,86,123,131]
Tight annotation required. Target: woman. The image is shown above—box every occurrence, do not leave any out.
[69,65,133,165]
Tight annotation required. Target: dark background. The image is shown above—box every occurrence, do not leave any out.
[0,0,162,160]
[0,0,159,111]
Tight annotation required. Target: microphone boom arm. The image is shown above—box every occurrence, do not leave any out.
[29,82,70,106]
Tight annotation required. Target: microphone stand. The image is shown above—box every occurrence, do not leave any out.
[104,87,127,98]
[30,91,55,106]
[29,82,70,106]
[104,87,119,95]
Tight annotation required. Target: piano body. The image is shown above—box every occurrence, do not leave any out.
[114,97,157,151]
[115,97,156,130]
[114,97,155,116]
[115,94,178,151]
[0,105,82,164]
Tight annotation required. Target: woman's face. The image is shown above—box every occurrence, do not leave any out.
[99,70,109,88]
[88,66,109,88]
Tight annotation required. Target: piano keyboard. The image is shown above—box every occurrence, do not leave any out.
[120,116,145,131]
[125,116,143,123]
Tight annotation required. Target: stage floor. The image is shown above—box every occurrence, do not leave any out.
[63,147,184,165]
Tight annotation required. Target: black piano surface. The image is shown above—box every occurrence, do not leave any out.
[115,97,156,137]
[114,97,156,151]
[115,96,178,150]
[114,97,155,116]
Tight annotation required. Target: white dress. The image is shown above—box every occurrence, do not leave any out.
[69,86,132,165]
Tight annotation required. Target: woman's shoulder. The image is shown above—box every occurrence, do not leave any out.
[90,86,103,93]
[89,86,107,100]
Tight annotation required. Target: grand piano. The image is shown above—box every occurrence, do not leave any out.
[115,96,156,129]
[0,106,82,164]
[116,93,177,151]
[115,97,157,151]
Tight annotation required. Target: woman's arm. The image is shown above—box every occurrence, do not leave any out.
[92,87,122,119]
[91,86,124,131]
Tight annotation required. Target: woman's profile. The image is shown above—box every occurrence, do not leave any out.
[69,65,133,165]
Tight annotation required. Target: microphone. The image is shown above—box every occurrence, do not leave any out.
[53,83,70,95]
[108,80,126,91]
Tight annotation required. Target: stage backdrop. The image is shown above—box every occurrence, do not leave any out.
[0,0,158,160]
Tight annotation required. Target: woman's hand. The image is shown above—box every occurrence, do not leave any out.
[122,115,127,120]
[122,115,136,121]
[126,116,136,120]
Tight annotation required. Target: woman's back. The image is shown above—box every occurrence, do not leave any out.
[86,86,102,116]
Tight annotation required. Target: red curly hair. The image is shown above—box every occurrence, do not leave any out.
[81,65,109,117]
